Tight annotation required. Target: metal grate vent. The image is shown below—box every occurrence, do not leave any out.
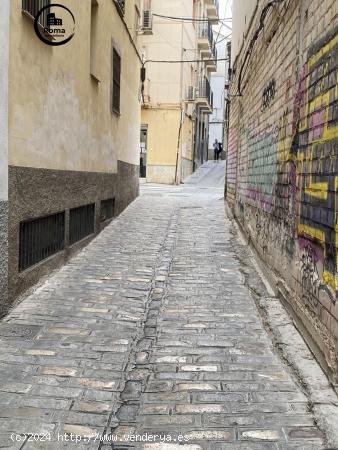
[19,212,65,271]
[22,0,50,27]
[100,198,115,222]
[69,204,95,245]
[143,10,152,30]
[114,0,125,15]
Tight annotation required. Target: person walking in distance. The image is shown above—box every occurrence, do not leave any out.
[213,139,219,161]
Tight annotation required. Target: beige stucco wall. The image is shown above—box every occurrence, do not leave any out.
[142,107,180,184]
[9,0,141,173]
[142,106,194,184]
[140,0,196,105]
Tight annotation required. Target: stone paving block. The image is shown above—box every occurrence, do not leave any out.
[81,390,118,402]
[283,427,325,440]
[214,444,278,450]
[0,407,55,422]
[141,415,200,428]
[40,367,79,377]
[176,383,219,391]
[142,445,203,450]
[0,419,56,434]
[61,410,108,427]
[145,381,173,393]
[183,429,235,441]
[25,350,56,356]
[46,328,90,336]
[17,397,71,410]
[238,429,283,441]
[251,391,308,403]
[71,401,112,414]
[203,413,316,429]
[141,404,170,415]
[62,423,103,438]
[0,383,32,394]
[192,392,249,403]
[30,385,83,398]
[142,392,190,404]
[276,444,325,450]
[175,404,227,414]
[180,365,218,372]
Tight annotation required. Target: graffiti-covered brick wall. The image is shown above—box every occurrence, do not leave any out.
[226,0,338,382]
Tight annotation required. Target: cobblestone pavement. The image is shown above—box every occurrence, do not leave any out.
[0,162,333,449]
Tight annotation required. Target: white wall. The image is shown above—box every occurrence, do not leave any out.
[0,0,9,201]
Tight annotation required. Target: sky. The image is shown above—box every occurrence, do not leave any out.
[216,0,233,38]
[222,0,233,18]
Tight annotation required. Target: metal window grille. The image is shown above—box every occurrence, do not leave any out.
[19,212,65,271]
[198,22,208,39]
[22,0,50,27]
[69,204,95,245]
[112,48,121,114]
[187,86,195,101]
[100,198,115,222]
[114,0,125,15]
[197,77,213,108]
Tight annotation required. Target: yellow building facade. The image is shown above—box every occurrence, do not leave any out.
[139,0,219,184]
[2,0,142,306]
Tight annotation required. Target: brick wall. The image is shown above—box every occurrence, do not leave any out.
[226,0,338,382]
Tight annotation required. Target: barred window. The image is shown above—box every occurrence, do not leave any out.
[69,204,95,245]
[112,48,121,114]
[19,212,65,271]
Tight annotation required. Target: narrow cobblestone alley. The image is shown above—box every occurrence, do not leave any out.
[0,162,335,449]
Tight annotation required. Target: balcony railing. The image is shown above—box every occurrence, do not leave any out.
[211,43,217,62]
[196,78,213,109]
[198,22,213,42]
[198,22,217,63]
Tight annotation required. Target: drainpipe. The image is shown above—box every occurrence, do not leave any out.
[175,19,185,185]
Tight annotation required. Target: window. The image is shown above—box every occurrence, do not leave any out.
[22,0,50,27]
[112,48,121,114]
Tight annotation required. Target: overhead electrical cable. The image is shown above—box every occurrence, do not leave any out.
[152,13,232,22]
[143,57,230,65]
[216,33,232,44]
